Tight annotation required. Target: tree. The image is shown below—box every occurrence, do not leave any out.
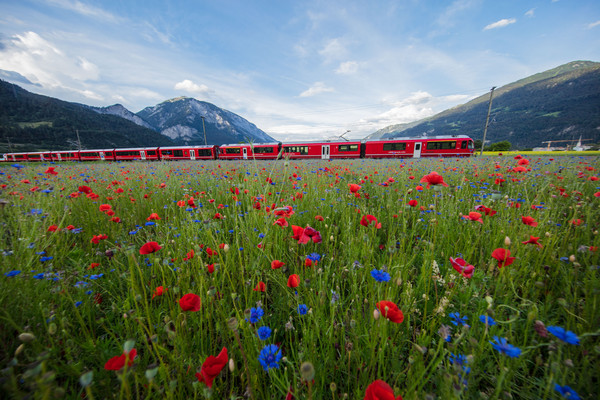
[485,141,512,152]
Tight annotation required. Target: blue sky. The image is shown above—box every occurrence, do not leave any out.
[1,0,598,141]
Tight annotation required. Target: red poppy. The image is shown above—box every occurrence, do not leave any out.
[90,234,108,244]
[297,226,322,244]
[491,248,516,268]
[195,347,228,388]
[291,225,305,241]
[376,301,404,323]
[521,216,538,227]
[271,260,285,269]
[65,225,75,230]
[139,241,162,254]
[78,185,92,194]
[364,379,403,400]
[99,204,112,212]
[111,217,121,223]
[206,264,215,274]
[449,257,474,278]
[517,158,529,166]
[360,214,382,229]
[274,217,289,228]
[463,212,483,224]
[187,197,197,208]
[88,263,100,270]
[348,184,362,193]
[47,225,59,232]
[314,215,324,221]
[45,167,58,175]
[152,286,167,299]
[569,219,583,226]
[419,172,448,188]
[183,249,195,261]
[475,205,497,216]
[287,274,300,288]
[205,247,217,257]
[274,206,295,218]
[147,213,161,221]
[521,236,543,248]
[415,185,424,191]
[512,166,527,173]
[408,199,418,207]
[594,192,600,198]
[179,293,201,312]
[104,349,137,371]
[213,212,224,220]
[253,281,266,292]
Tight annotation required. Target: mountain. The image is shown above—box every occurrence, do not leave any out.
[0,80,175,153]
[137,97,275,145]
[368,61,600,149]
[89,104,154,130]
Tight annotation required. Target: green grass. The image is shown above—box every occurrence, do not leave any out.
[0,156,599,399]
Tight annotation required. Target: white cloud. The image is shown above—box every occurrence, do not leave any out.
[46,0,119,23]
[174,79,211,95]
[79,89,103,101]
[318,38,347,62]
[299,82,334,97]
[437,0,479,27]
[525,9,535,17]
[335,61,358,75]
[484,18,517,31]
[588,20,600,29]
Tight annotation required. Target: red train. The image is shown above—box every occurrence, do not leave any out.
[0,135,474,162]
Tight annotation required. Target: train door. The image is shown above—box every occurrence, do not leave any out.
[99,151,106,161]
[57,153,62,162]
[140,151,146,161]
[414,143,422,158]
[190,150,196,160]
[321,145,330,160]
[242,148,248,160]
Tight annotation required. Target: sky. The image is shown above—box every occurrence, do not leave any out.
[0,0,599,141]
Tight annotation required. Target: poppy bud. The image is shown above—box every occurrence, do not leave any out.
[227,317,239,331]
[569,255,576,263]
[373,309,380,320]
[223,244,230,253]
[396,278,402,286]
[485,296,493,307]
[545,232,551,237]
[18,333,35,342]
[228,358,235,372]
[15,344,25,356]
[330,382,337,392]
[48,323,57,335]
[300,361,315,382]
[504,236,511,246]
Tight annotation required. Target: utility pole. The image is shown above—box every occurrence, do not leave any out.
[480,86,496,155]
[76,129,82,151]
[201,116,207,145]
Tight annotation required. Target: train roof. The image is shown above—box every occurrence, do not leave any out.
[159,145,216,149]
[363,135,472,142]
[113,147,160,151]
[220,142,281,147]
[79,148,115,152]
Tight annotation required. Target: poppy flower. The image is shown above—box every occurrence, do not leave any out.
[569,219,583,226]
[90,234,108,244]
[419,172,448,188]
[47,225,59,232]
[104,349,137,371]
[360,214,382,229]
[291,225,305,241]
[463,212,483,224]
[491,248,516,268]
[183,249,194,261]
[314,215,324,221]
[364,379,403,400]
[45,167,58,175]
[348,184,361,193]
[287,274,300,288]
[99,204,112,212]
[88,263,100,270]
[271,260,285,269]
[273,217,289,228]
[475,205,497,216]
[253,281,266,292]
[449,257,474,278]
[179,293,201,312]
[521,236,543,248]
[521,216,538,227]
[213,212,224,220]
[152,286,167,299]
[195,347,228,388]
[376,301,404,323]
[273,206,295,218]
[206,264,215,274]
[298,226,322,244]
[139,241,162,255]
[408,199,418,207]
[111,217,121,223]
[147,213,161,221]
[78,185,92,194]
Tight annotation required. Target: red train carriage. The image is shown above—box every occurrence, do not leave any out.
[159,145,218,161]
[281,141,362,160]
[4,152,29,162]
[52,151,80,162]
[25,151,53,162]
[363,135,474,158]
[79,149,115,161]
[218,143,281,160]
[420,136,474,157]
[114,148,159,161]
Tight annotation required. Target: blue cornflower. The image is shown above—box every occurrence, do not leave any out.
[490,336,521,358]
[145,221,155,226]
[40,256,53,262]
[4,270,21,277]
[449,312,469,327]
[258,344,282,371]
[246,307,264,324]
[257,326,272,340]
[547,326,580,345]
[479,315,497,326]
[258,233,265,239]
[370,268,391,283]
[554,384,580,400]
[129,230,138,235]
[297,304,308,315]
[33,273,45,279]
[75,301,83,307]
[307,253,321,262]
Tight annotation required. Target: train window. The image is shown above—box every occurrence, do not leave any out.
[173,150,183,157]
[225,148,241,154]
[461,141,467,149]
[29,155,41,159]
[116,151,140,156]
[161,150,172,155]
[197,149,212,157]
[283,146,308,155]
[383,143,407,151]
[83,152,100,157]
[16,155,26,159]
[147,151,156,156]
[253,146,274,154]
[468,141,474,150]
[338,144,358,152]
[426,141,456,150]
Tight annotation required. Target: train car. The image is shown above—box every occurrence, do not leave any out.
[52,151,80,162]
[79,149,116,162]
[159,145,218,161]
[4,152,29,162]
[364,135,474,159]
[114,147,159,161]
[0,154,6,162]
[218,143,282,160]
[280,141,362,160]
[26,151,54,162]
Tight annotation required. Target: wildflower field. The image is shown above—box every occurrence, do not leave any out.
[1,156,599,400]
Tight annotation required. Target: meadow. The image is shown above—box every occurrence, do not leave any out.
[0,155,599,400]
